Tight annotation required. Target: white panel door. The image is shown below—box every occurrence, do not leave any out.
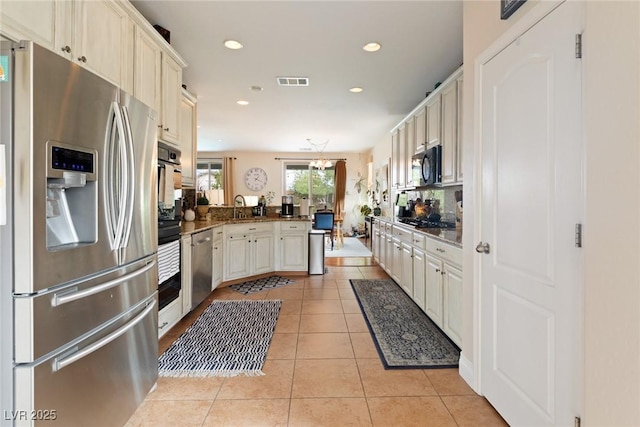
[479,2,584,425]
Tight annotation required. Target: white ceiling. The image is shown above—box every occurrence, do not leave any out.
[130,1,463,153]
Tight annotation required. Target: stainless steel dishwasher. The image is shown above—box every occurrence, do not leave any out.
[191,229,213,311]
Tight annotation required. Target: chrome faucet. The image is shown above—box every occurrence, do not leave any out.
[233,194,246,219]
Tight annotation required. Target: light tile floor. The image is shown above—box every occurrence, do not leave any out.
[126,262,508,427]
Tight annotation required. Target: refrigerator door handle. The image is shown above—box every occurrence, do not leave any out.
[0,145,5,225]
[107,101,128,252]
[119,106,135,250]
[52,298,156,372]
[51,260,156,307]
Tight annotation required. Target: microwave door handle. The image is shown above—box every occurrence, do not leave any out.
[421,153,428,183]
[119,106,135,250]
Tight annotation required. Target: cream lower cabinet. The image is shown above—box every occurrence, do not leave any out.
[372,222,381,266]
[212,228,223,289]
[424,253,444,328]
[412,247,427,311]
[391,238,402,285]
[278,222,310,271]
[224,223,275,281]
[442,263,463,346]
[423,238,463,347]
[400,242,413,298]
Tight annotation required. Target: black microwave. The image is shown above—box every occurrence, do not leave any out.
[411,146,442,186]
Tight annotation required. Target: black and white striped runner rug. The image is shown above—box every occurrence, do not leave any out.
[158,300,281,377]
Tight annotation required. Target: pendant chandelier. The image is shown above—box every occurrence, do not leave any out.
[307,139,332,170]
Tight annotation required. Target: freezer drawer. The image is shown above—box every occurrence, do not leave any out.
[13,296,158,427]
[14,256,157,363]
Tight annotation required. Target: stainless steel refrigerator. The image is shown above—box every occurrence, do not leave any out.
[0,41,158,426]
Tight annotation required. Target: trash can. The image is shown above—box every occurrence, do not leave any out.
[308,230,326,275]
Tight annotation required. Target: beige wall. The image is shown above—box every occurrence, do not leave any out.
[198,150,370,232]
[463,0,640,424]
[583,1,640,424]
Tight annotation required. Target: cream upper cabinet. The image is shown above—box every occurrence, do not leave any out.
[159,54,182,146]
[414,107,426,154]
[404,118,414,187]
[180,89,197,188]
[69,0,132,88]
[456,75,464,182]
[391,129,402,189]
[440,80,458,185]
[0,0,57,49]
[2,0,133,90]
[397,126,406,188]
[134,26,161,111]
[425,93,441,148]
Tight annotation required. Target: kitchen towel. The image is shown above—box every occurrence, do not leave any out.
[161,164,175,206]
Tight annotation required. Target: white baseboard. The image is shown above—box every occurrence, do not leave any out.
[458,353,480,394]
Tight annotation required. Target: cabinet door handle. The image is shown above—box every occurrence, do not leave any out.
[61,45,71,53]
[164,127,170,131]
[77,55,87,63]
[435,268,440,273]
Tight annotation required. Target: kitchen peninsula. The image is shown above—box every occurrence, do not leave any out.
[159,215,312,337]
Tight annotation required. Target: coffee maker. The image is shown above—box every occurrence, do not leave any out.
[281,195,294,218]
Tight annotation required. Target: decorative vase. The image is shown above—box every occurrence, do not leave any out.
[183,208,195,222]
[196,205,209,221]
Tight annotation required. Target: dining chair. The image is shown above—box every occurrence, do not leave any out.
[313,211,335,250]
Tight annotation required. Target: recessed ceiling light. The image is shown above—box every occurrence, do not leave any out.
[224,39,243,50]
[363,42,381,52]
[349,87,363,93]
[237,100,249,106]
[250,85,263,92]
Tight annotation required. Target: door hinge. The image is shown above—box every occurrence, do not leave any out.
[575,416,581,427]
[575,34,582,59]
[575,224,582,248]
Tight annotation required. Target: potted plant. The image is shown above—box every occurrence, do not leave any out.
[196,195,209,220]
[359,204,372,217]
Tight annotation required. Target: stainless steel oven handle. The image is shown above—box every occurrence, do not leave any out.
[51,260,156,307]
[52,299,156,372]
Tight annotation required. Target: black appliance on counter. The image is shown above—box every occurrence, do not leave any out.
[395,192,414,218]
[281,195,294,218]
[412,145,442,186]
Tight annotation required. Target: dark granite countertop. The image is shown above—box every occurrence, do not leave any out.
[180,217,312,236]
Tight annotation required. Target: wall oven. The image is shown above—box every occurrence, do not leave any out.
[411,145,442,186]
[158,142,182,310]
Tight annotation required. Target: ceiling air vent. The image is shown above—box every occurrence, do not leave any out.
[277,77,309,87]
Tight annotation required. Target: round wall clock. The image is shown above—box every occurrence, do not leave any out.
[244,167,268,191]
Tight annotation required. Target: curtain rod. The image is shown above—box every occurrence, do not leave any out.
[274,157,347,161]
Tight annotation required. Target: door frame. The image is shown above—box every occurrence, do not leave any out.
[469,0,584,410]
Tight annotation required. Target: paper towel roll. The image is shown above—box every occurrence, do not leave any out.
[299,198,310,217]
